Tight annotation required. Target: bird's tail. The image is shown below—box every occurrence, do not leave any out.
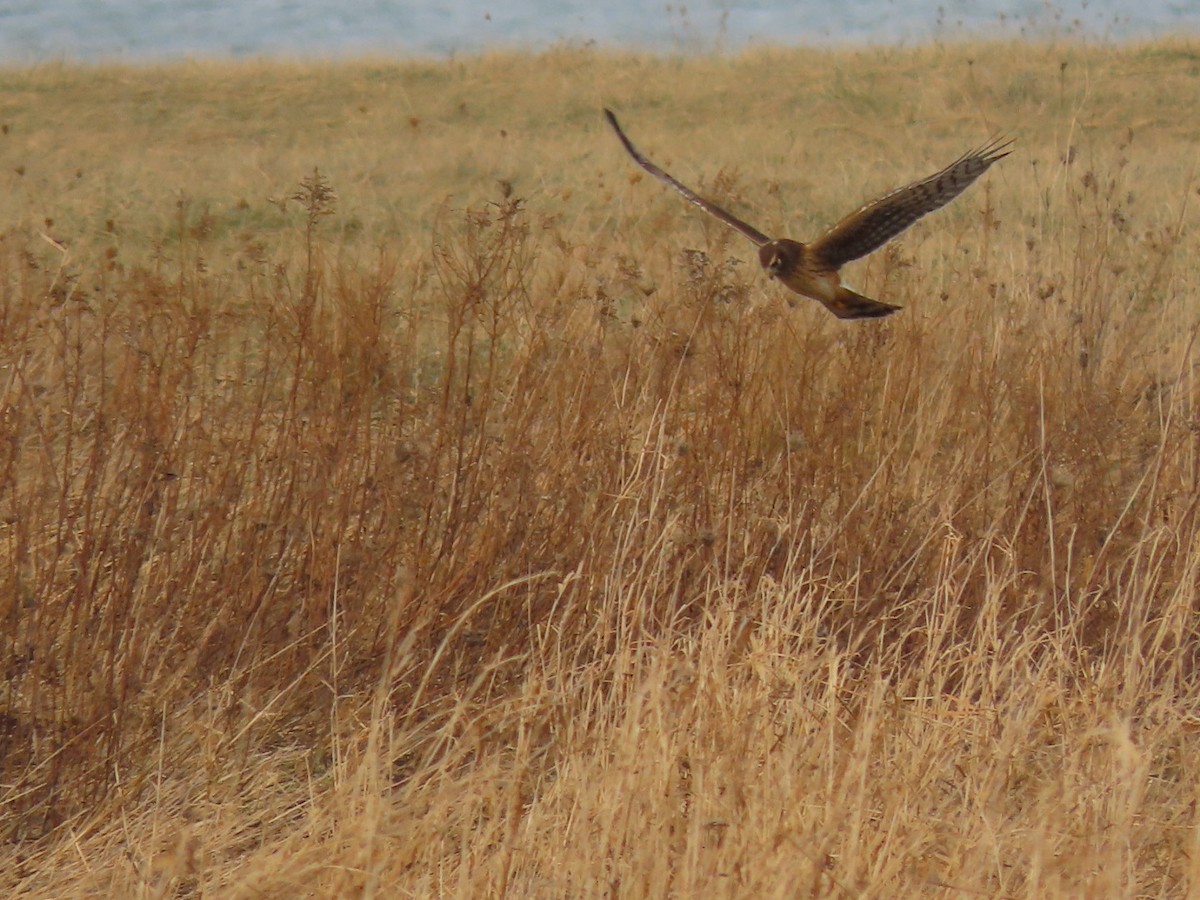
[825,286,901,320]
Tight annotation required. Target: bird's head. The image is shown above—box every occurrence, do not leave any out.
[759,240,801,278]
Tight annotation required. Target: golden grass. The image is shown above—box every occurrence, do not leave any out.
[3,38,1200,896]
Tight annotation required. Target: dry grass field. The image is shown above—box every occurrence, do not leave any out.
[3,37,1200,897]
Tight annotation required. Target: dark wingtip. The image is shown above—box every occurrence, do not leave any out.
[981,134,1015,163]
[603,108,638,156]
[604,109,629,143]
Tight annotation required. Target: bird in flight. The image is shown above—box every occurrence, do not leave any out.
[604,109,1010,319]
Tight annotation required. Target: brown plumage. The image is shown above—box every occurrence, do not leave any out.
[604,109,1011,319]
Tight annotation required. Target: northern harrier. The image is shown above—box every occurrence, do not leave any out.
[604,109,1010,319]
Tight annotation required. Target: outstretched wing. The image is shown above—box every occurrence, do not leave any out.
[604,109,771,247]
[808,137,1012,270]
